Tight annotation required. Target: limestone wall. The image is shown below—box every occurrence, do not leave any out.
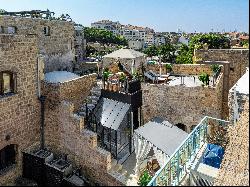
[41,73,97,112]
[0,35,40,185]
[195,49,249,89]
[75,62,98,75]
[41,87,123,185]
[194,49,249,119]
[142,72,224,132]
[0,16,75,72]
[146,63,213,75]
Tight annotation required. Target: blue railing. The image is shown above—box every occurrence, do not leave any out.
[147,116,229,186]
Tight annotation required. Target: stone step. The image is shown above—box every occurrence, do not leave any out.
[80,104,96,112]
[91,86,101,91]
[111,159,118,168]
[113,163,123,172]
[119,168,127,176]
[87,95,100,101]
[78,111,86,116]
[91,91,101,97]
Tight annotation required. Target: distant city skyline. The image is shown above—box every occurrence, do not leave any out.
[0,0,249,33]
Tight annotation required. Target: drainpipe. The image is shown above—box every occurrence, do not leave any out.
[37,56,46,150]
[39,96,46,150]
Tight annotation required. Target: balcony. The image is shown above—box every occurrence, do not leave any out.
[147,116,229,186]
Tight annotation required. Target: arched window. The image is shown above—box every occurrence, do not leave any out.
[0,144,17,173]
[0,71,16,95]
[176,123,186,132]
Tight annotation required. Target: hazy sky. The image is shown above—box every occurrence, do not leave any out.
[0,0,249,33]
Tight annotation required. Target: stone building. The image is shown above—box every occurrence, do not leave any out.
[0,34,41,185]
[74,24,86,63]
[0,14,75,73]
[194,49,249,118]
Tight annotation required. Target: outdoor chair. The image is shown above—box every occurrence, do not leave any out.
[144,70,168,83]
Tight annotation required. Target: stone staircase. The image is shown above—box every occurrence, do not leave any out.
[77,81,102,117]
[109,158,137,186]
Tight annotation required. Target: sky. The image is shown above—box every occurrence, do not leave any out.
[0,0,249,33]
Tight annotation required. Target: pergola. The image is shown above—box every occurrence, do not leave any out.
[133,117,188,174]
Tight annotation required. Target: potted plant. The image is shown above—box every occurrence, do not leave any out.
[210,64,221,74]
[165,63,173,74]
[102,68,111,89]
[198,72,210,86]
[138,170,153,186]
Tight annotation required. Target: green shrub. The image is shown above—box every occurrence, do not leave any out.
[210,64,221,73]
[198,72,210,86]
[165,63,173,71]
[138,171,152,186]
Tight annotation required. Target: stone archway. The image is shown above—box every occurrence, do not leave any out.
[175,123,186,132]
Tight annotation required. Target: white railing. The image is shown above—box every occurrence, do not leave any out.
[147,116,229,186]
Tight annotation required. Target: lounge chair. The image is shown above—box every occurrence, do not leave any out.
[144,70,168,83]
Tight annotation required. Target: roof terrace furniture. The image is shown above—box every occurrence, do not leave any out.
[144,70,168,83]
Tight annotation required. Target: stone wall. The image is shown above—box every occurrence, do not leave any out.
[74,62,98,75]
[41,73,97,112]
[195,49,249,119]
[0,16,75,72]
[195,49,249,89]
[0,35,40,185]
[146,63,213,75]
[41,82,123,185]
[142,72,224,132]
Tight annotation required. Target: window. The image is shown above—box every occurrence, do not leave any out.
[0,72,15,95]
[43,26,50,36]
[0,145,16,173]
[0,26,3,33]
[7,26,16,34]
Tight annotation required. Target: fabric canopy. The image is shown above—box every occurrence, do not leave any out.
[134,117,188,156]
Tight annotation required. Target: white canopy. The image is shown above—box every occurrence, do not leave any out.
[133,117,188,174]
[103,48,145,59]
[134,117,188,157]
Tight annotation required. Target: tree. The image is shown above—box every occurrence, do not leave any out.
[0,9,6,14]
[143,45,158,59]
[158,43,176,63]
[176,44,193,64]
[83,27,128,46]
[175,33,230,64]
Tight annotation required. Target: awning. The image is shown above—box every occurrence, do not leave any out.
[134,117,188,156]
[93,98,131,130]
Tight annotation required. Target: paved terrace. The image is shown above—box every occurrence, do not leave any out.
[167,75,215,87]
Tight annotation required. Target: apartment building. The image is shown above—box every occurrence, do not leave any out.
[91,20,161,48]
[91,20,121,35]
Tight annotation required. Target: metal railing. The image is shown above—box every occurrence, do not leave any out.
[147,116,229,186]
